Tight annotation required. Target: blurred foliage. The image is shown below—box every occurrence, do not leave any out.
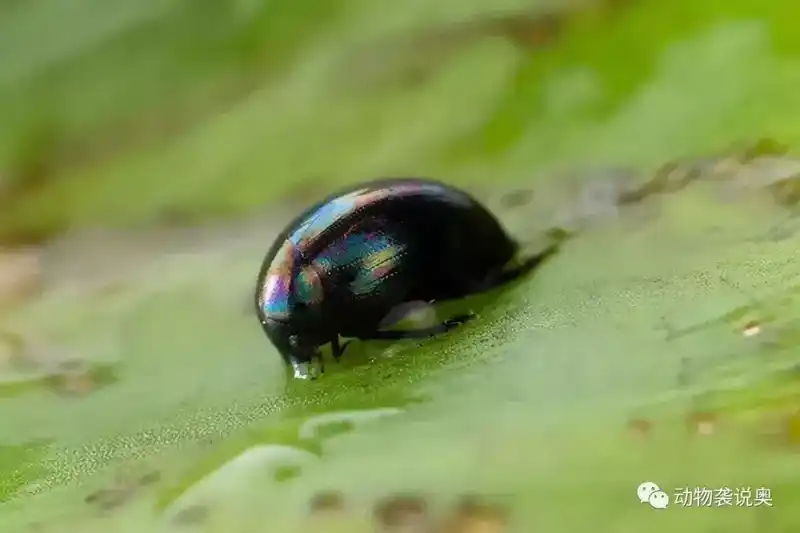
[7,0,800,241]
[3,0,800,243]
[0,0,349,226]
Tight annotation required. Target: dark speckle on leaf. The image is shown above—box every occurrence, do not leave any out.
[442,496,509,533]
[498,189,534,209]
[138,471,161,486]
[686,412,717,436]
[309,490,346,513]
[171,504,210,526]
[374,494,431,530]
[627,418,652,437]
[84,487,131,510]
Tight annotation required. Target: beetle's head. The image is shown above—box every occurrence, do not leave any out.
[262,318,323,380]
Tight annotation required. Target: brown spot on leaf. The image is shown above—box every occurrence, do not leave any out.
[485,11,565,50]
[374,494,431,531]
[309,490,346,513]
[619,160,699,204]
[48,360,96,396]
[138,471,161,486]
[442,497,508,533]
[627,418,652,438]
[305,490,358,531]
[46,360,119,397]
[84,469,162,511]
[171,504,210,526]
[767,178,800,207]
[498,189,534,209]
[84,487,132,510]
[686,412,717,436]
[0,247,42,307]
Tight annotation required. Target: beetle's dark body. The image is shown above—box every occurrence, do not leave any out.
[255,177,560,378]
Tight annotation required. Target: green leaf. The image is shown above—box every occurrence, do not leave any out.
[4,1,800,532]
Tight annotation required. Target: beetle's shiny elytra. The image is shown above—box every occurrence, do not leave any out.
[254,177,563,379]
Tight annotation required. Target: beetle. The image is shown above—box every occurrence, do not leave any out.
[254,177,566,379]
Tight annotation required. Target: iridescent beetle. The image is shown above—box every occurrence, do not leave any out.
[255,177,564,379]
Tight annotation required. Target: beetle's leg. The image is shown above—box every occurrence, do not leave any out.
[330,336,354,361]
[481,232,567,291]
[355,313,475,341]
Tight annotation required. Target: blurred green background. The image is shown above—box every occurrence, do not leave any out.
[3,0,800,242]
[4,0,800,532]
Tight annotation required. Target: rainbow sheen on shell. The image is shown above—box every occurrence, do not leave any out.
[260,184,442,320]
